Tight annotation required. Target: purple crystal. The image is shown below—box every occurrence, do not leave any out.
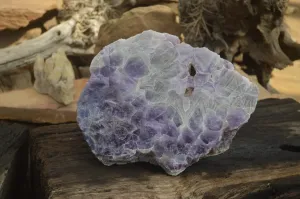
[124,57,149,78]
[77,30,259,176]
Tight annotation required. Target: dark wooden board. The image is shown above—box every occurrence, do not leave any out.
[30,98,300,199]
[0,122,29,199]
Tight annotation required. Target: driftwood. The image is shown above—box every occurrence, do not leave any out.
[179,0,300,88]
[0,0,114,74]
[0,18,77,73]
[0,122,29,199]
[30,98,300,199]
[108,0,178,13]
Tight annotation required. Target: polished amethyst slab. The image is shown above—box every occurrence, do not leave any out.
[77,30,259,175]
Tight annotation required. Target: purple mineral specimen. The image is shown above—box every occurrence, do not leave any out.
[77,30,259,176]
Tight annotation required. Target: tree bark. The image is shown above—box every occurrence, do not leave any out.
[179,0,300,88]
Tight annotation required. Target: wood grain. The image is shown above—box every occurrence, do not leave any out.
[0,122,29,199]
[0,19,75,73]
[30,98,300,199]
[0,17,94,74]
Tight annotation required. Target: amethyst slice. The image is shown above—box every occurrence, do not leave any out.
[77,30,259,176]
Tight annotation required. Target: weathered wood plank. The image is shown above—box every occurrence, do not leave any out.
[0,122,29,199]
[30,98,300,199]
[203,176,300,199]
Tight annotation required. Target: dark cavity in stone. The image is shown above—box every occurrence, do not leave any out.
[185,64,196,96]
